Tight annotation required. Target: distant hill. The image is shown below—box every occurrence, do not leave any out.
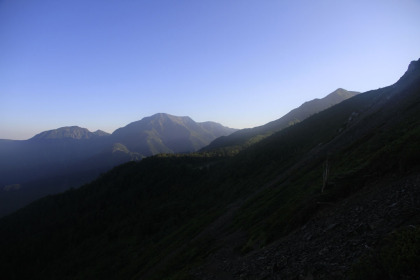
[0,114,236,217]
[0,58,418,279]
[0,127,111,183]
[202,88,359,154]
[30,126,111,140]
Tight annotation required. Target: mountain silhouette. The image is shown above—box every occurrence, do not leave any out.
[112,113,237,155]
[30,126,110,140]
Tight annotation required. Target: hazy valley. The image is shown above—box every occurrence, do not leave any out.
[0,114,237,217]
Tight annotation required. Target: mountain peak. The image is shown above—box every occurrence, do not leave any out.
[93,130,110,137]
[149,113,194,123]
[407,58,420,73]
[328,88,358,98]
[31,126,96,140]
[150,112,173,119]
[394,58,420,86]
[332,88,349,95]
[319,88,359,105]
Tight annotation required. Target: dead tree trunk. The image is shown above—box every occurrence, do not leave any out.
[322,158,329,193]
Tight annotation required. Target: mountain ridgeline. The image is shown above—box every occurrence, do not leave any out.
[202,88,359,154]
[30,126,111,140]
[1,58,420,279]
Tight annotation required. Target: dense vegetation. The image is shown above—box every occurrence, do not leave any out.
[0,59,419,279]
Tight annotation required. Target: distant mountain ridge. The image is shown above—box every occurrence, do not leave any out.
[203,88,359,153]
[0,113,237,217]
[265,88,359,129]
[30,126,110,140]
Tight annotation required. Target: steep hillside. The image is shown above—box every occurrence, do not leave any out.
[0,59,419,279]
[203,88,359,154]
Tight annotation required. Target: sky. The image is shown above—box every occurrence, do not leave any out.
[1,0,420,140]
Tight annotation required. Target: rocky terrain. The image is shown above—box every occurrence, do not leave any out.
[192,173,420,279]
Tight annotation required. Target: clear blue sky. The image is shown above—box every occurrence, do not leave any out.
[1,0,419,140]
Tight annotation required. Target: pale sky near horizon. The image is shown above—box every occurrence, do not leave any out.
[1,0,420,140]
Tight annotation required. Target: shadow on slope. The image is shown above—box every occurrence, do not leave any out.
[0,59,419,279]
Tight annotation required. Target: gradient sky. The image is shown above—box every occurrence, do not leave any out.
[1,0,420,140]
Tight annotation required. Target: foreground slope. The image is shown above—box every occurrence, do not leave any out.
[0,59,419,279]
[193,59,420,279]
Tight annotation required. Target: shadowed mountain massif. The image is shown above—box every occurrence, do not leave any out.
[0,58,419,279]
[0,114,236,217]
